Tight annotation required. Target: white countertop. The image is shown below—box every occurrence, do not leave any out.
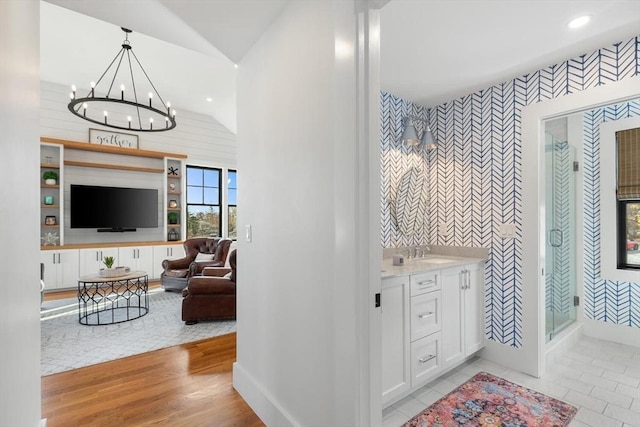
[381,255,485,278]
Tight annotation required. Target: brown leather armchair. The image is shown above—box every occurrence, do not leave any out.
[182,249,236,324]
[161,237,232,292]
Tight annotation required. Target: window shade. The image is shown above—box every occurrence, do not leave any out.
[617,127,640,200]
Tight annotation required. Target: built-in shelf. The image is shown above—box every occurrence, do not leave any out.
[41,184,59,189]
[41,205,60,208]
[167,208,181,212]
[41,136,187,160]
[64,160,164,174]
[167,174,182,179]
[167,191,182,195]
[43,225,60,228]
[40,163,60,169]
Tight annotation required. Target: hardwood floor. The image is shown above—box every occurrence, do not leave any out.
[42,287,263,427]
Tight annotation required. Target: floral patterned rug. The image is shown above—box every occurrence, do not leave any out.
[403,372,577,427]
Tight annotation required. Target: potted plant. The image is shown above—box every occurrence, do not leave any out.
[43,170,58,185]
[168,212,179,225]
[103,256,115,269]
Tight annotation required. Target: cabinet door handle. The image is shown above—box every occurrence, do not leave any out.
[57,253,61,264]
[96,252,99,262]
[418,354,436,363]
[52,253,56,264]
[418,279,436,288]
[466,270,471,290]
[418,312,434,319]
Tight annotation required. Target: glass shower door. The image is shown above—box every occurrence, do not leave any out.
[544,124,577,342]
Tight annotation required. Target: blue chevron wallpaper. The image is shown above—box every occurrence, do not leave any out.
[381,36,640,348]
[583,100,640,327]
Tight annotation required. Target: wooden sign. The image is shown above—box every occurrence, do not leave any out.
[89,128,138,149]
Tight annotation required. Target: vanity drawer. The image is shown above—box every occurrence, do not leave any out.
[410,290,441,341]
[410,271,439,296]
[411,332,442,387]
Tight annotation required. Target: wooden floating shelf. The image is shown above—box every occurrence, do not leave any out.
[40,163,60,169]
[167,191,182,195]
[167,174,182,179]
[42,225,60,228]
[64,160,164,174]
[41,184,59,189]
[41,205,60,209]
[167,208,181,211]
[41,136,187,159]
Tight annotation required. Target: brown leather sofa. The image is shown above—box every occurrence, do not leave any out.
[160,237,232,292]
[182,249,236,324]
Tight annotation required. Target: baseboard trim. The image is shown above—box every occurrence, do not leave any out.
[232,362,297,427]
[583,319,640,347]
[39,419,47,427]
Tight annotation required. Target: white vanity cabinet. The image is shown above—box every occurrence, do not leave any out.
[381,275,411,405]
[382,260,484,407]
[40,249,79,290]
[441,262,484,369]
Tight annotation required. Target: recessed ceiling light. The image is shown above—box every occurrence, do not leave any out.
[206,97,212,102]
[234,64,238,69]
[568,15,591,29]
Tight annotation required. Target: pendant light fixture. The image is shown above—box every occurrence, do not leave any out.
[67,27,176,132]
[401,115,437,150]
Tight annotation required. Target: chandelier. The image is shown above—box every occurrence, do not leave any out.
[68,27,176,132]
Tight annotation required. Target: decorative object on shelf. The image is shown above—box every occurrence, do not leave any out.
[89,128,138,149]
[41,232,59,246]
[67,27,177,132]
[42,170,58,185]
[44,215,57,226]
[168,212,179,225]
[168,182,177,192]
[43,196,54,205]
[168,166,179,175]
[98,266,131,278]
[168,199,178,208]
[43,156,53,164]
[168,228,180,241]
[102,256,115,269]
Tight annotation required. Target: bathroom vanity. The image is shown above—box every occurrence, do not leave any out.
[381,253,485,407]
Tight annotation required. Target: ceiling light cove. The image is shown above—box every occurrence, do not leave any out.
[568,15,591,29]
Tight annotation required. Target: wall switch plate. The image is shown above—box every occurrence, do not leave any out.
[499,223,516,238]
[438,221,451,236]
[245,224,252,242]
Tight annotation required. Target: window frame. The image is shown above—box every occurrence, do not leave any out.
[186,165,222,238]
[617,199,640,270]
[227,169,237,241]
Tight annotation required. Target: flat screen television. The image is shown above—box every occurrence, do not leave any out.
[70,184,158,232]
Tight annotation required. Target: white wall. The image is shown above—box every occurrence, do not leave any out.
[0,0,42,426]
[233,1,376,425]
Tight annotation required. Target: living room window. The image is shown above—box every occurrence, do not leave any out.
[616,127,640,269]
[186,166,221,238]
[228,170,237,240]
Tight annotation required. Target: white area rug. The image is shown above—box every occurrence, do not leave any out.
[41,288,235,376]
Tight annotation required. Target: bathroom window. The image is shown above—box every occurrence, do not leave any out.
[186,166,221,238]
[616,128,640,269]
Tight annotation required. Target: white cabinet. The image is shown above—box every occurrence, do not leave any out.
[408,271,442,388]
[441,262,484,369]
[40,249,79,290]
[79,247,118,277]
[118,246,154,275]
[382,261,484,407]
[152,244,185,279]
[381,276,411,405]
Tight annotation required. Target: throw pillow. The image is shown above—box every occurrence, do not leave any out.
[195,253,215,261]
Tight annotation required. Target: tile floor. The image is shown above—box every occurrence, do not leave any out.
[382,336,640,427]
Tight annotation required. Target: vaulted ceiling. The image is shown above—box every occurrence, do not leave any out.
[42,0,640,133]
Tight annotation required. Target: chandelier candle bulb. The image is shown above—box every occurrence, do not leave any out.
[149,117,153,130]
[127,116,132,128]
[148,92,153,107]
[82,102,87,117]
[90,81,95,97]
[120,84,125,100]
[103,110,108,124]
